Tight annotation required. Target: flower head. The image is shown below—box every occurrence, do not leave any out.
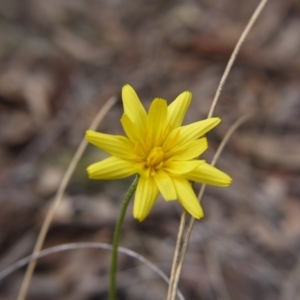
[86,85,232,221]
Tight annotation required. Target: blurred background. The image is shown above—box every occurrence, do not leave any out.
[0,0,300,299]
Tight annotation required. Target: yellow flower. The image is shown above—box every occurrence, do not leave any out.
[86,85,232,221]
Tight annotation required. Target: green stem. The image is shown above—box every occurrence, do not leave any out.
[109,175,139,300]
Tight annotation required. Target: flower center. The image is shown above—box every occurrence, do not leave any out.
[145,147,164,170]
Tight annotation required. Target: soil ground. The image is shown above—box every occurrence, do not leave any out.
[0,1,300,299]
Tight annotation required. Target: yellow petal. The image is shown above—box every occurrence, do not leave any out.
[164,118,220,152]
[172,178,204,219]
[147,98,168,147]
[167,91,192,129]
[164,160,203,175]
[86,130,135,160]
[121,114,145,147]
[185,162,232,186]
[133,176,159,221]
[87,156,136,180]
[165,137,208,160]
[122,85,147,127]
[154,170,176,201]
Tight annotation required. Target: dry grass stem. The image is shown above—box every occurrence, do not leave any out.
[167,1,268,298]
[208,0,269,118]
[169,114,253,300]
[167,211,187,300]
[1,242,185,300]
[17,96,117,300]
